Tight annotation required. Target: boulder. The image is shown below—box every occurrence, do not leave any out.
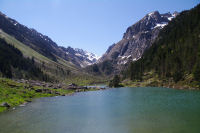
[68,83,78,87]
[1,102,10,107]
[35,89,42,92]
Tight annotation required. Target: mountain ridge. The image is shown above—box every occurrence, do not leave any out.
[0,11,98,68]
[87,11,178,75]
[99,11,178,65]
[60,46,100,67]
[0,11,101,82]
[122,4,200,89]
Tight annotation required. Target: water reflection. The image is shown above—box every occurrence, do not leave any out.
[0,87,200,133]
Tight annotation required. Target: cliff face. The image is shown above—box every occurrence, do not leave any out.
[99,11,178,66]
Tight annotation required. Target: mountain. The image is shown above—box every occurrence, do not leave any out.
[60,46,100,67]
[99,11,178,65]
[0,11,99,82]
[0,38,48,80]
[0,11,98,68]
[123,4,200,89]
[87,11,178,75]
[0,12,59,61]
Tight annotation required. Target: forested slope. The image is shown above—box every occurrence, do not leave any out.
[123,4,200,88]
[0,38,49,80]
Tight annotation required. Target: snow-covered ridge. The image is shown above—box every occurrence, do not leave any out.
[62,46,100,67]
[74,48,100,62]
[150,12,178,29]
[113,11,179,65]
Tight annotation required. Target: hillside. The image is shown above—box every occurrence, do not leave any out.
[0,12,99,68]
[0,11,103,83]
[0,29,77,81]
[87,11,178,75]
[123,4,200,89]
[0,38,48,80]
[100,11,178,64]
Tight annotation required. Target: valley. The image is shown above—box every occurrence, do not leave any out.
[0,3,200,113]
[0,1,200,132]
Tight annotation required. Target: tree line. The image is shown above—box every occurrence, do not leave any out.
[0,38,50,81]
[123,4,200,85]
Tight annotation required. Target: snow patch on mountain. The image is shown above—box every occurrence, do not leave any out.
[60,46,100,67]
[168,17,174,21]
[154,22,168,29]
[100,11,179,67]
[74,48,100,62]
[148,11,156,16]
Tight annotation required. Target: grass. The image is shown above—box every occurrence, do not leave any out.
[0,29,54,63]
[0,76,107,113]
[0,78,74,113]
[0,30,81,80]
[0,29,109,113]
[0,29,107,83]
[122,71,200,90]
[64,74,108,86]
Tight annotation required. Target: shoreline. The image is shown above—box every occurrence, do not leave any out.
[0,78,107,113]
[122,83,200,90]
[122,78,200,90]
[1,77,199,113]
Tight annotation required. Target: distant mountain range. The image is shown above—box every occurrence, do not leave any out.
[60,46,100,67]
[0,11,99,68]
[0,11,100,81]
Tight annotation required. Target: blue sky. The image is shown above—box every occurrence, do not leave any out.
[0,0,199,56]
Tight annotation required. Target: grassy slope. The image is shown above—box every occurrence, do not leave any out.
[0,77,107,113]
[64,74,108,86]
[0,29,107,85]
[0,78,74,113]
[122,71,200,90]
[0,29,79,78]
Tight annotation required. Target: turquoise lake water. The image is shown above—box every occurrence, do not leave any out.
[0,87,200,133]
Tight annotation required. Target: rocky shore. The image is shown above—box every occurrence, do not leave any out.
[15,79,106,91]
[0,78,106,112]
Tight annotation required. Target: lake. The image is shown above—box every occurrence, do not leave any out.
[0,87,200,133]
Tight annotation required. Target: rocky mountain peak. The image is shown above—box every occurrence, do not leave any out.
[99,11,178,69]
[122,11,175,40]
[60,46,99,68]
[147,11,161,20]
[0,11,5,17]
